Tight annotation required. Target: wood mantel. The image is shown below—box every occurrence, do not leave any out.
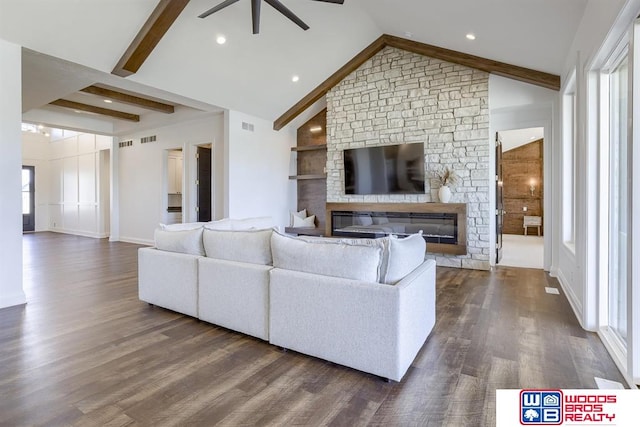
[325,202,467,255]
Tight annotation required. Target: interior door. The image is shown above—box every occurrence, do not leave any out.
[495,133,504,264]
[197,146,212,222]
[22,166,35,232]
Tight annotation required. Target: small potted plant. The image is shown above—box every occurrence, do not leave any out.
[434,166,459,203]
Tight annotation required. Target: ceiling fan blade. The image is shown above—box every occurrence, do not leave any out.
[264,0,309,31]
[198,0,241,18]
[311,0,344,4]
[251,0,261,34]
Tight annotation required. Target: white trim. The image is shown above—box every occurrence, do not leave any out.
[117,236,154,246]
[556,256,587,331]
[599,328,638,388]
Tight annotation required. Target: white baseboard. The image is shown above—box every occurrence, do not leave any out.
[0,291,27,309]
[117,236,154,246]
[555,268,589,331]
[48,229,109,239]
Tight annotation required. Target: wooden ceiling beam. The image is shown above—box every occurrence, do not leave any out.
[80,85,175,113]
[273,34,561,130]
[49,99,140,122]
[382,34,560,92]
[112,0,190,77]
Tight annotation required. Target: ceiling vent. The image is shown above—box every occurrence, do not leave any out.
[242,122,254,132]
[119,140,133,148]
[141,135,157,144]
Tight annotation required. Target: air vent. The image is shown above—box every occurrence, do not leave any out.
[241,122,254,132]
[141,135,157,144]
[119,140,133,148]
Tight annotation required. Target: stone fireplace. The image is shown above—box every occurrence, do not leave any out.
[325,46,490,269]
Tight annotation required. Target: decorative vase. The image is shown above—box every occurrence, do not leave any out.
[438,185,452,203]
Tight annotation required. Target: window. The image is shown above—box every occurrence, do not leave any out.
[607,53,629,343]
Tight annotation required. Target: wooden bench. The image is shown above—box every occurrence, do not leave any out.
[523,215,542,236]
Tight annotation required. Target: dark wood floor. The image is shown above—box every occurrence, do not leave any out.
[0,232,625,426]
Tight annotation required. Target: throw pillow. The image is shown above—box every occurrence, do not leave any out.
[292,214,315,228]
[382,232,426,284]
[154,228,205,256]
[289,209,307,226]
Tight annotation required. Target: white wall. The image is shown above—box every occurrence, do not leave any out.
[0,39,26,308]
[22,132,51,232]
[47,132,112,238]
[226,110,297,229]
[117,114,224,244]
[554,0,637,332]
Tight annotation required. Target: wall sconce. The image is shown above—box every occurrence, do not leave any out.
[529,178,536,196]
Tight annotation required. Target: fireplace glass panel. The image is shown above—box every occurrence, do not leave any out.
[331,210,457,244]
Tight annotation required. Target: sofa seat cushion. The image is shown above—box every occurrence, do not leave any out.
[271,231,385,283]
[203,228,273,265]
[154,227,205,256]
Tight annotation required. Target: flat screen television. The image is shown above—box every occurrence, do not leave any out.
[343,142,425,195]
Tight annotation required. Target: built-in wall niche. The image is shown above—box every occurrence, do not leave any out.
[290,109,327,229]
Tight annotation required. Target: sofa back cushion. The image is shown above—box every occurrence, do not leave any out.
[154,227,205,256]
[203,228,273,265]
[159,222,206,231]
[381,233,426,284]
[204,216,276,231]
[271,231,385,283]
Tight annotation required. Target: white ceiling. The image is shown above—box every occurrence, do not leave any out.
[499,127,544,152]
[0,0,589,134]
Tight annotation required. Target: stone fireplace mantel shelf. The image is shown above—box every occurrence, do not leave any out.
[325,202,467,255]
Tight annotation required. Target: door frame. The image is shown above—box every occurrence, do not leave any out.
[490,105,552,271]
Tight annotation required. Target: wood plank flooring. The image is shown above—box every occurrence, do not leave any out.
[0,232,625,426]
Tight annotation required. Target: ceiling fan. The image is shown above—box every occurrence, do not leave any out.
[198,0,345,34]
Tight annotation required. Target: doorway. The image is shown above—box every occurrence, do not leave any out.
[166,149,184,225]
[22,166,35,233]
[197,145,212,222]
[496,127,544,269]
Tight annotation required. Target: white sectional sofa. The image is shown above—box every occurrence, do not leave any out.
[138,217,436,382]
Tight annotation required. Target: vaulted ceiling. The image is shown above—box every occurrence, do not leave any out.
[0,0,589,135]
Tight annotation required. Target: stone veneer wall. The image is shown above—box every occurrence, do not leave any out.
[326,46,490,270]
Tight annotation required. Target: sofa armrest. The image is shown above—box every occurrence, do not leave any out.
[269,259,436,381]
[395,259,437,374]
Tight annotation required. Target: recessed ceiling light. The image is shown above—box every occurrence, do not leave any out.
[530,136,536,140]
[404,31,413,38]
[310,125,322,133]
[292,75,300,83]
[466,33,476,40]
[104,99,112,103]
[216,35,226,45]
